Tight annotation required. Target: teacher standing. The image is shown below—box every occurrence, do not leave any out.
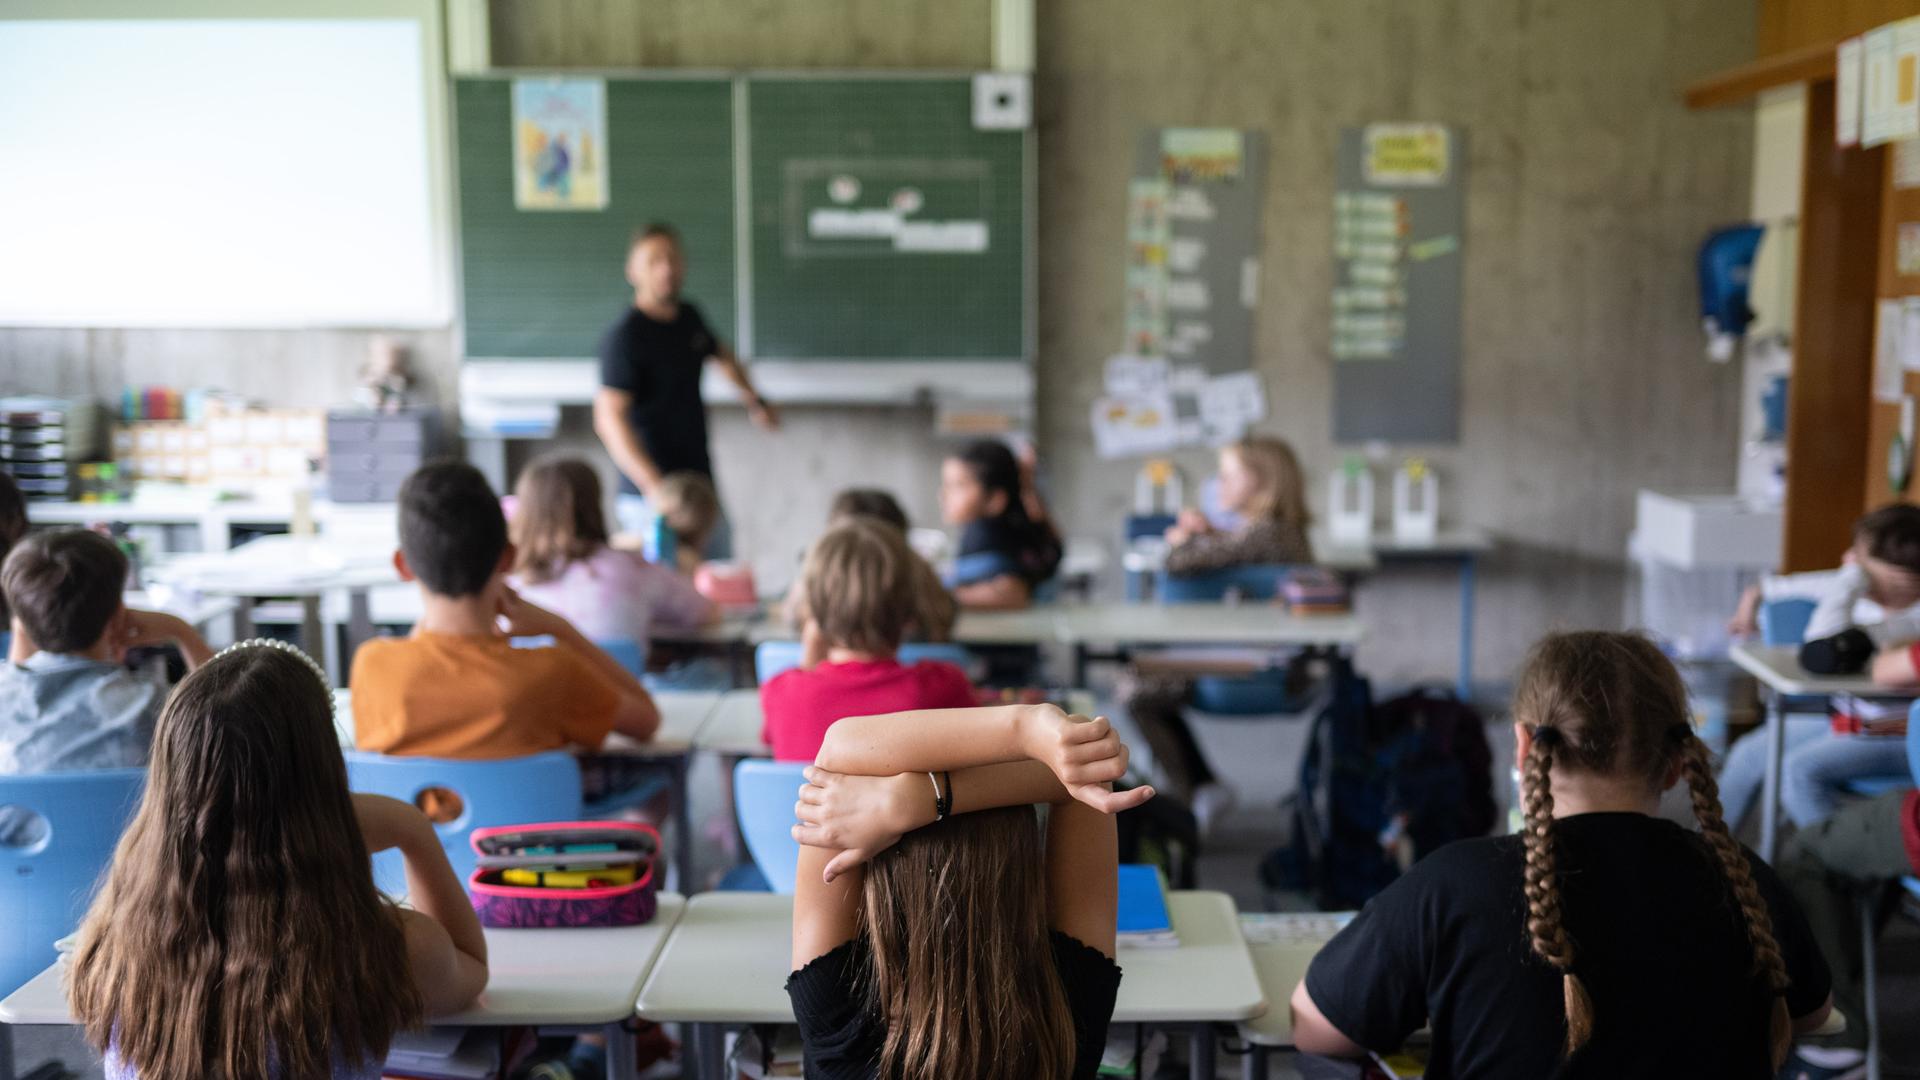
[593,223,778,558]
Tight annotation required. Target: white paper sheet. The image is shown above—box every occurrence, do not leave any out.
[1876,298,1905,403]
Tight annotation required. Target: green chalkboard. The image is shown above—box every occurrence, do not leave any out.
[455,77,735,359]
[745,78,1027,360]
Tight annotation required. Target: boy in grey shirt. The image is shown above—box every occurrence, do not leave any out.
[1,530,213,838]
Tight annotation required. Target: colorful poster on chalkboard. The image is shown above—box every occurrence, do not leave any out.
[512,78,607,211]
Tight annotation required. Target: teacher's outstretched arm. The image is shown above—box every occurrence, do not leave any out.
[592,387,663,500]
[711,342,780,432]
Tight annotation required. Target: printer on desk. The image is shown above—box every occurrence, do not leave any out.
[325,408,440,504]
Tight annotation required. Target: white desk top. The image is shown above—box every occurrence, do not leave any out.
[1727,642,1890,697]
[636,889,1263,1026]
[152,535,397,597]
[606,691,722,756]
[1054,603,1362,647]
[696,689,770,757]
[0,894,687,1028]
[122,588,237,631]
[1234,912,1356,1047]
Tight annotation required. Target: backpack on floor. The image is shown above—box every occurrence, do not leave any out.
[1267,669,1495,909]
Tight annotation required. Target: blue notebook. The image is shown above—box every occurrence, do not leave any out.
[1116,863,1178,947]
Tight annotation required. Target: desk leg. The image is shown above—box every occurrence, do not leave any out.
[1456,555,1476,702]
[672,754,695,893]
[1073,643,1089,689]
[344,586,374,662]
[1242,1043,1269,1080]
[1759,687,1785,862]
[691,1022,725,1080]
[1189,1024,1215,1080]
[603,1021,637,1080]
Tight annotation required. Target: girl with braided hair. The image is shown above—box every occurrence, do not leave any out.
[1290,631,1834,1077]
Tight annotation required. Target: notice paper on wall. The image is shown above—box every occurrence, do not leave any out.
[1091,393,1180,459]
[1902,297,1920,371]
[1840,36,1865,148]
[1876,299,1905,403]
[1197,370,1268,444]
[1861,20,1920,147]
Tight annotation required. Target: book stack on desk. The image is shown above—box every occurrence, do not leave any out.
[1282,567,1351,615]
[1117,864,1179,948]
[382,1027,499,1079]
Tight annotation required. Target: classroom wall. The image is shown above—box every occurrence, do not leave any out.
[0,0,1761,691]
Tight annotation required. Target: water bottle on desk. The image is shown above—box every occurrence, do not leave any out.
[1328,457,1374,544]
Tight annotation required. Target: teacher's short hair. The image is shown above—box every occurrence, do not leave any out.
[398,460,508,598]
[629,222,682,252]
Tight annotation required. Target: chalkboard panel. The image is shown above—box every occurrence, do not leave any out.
[745,77,1027,360]
[456,77,735,359]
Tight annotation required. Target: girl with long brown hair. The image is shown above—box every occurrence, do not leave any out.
[1289,631,1834,1077]
[509,454,716,647]
[786,702,1154,1079]
[69,641,489,1080]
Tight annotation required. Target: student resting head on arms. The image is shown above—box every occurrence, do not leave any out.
[509,453,716,646]
[760,517,977,763]
[939,439,1061,610]
[1161,434,1313,573]
[350,460,660,766]
[69,641,489,1080]
[786,701,1154,1080]
[1290,630,1833,1077]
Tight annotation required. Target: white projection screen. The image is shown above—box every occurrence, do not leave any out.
[0,18,449,327]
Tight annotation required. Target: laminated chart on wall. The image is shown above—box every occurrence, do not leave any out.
[1332,124,1466,443]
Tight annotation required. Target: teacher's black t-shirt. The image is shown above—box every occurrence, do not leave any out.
[1303,813,1830,1080]
[597,303,718,496]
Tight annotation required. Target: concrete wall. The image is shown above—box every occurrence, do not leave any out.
[0,0,1760,689]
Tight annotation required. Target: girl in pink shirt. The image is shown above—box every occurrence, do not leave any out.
[508,455,716,652]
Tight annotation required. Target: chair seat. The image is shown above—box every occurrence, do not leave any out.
[1840,775,1913,798]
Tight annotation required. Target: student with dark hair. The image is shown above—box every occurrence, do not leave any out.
[350,460,660,761]
[1720,505,1920,832]
[1290,631,1833,1077]
[70,642,488,1080]
[940,439,1062,610]
[0,531,213,838]
[591,222,779,560]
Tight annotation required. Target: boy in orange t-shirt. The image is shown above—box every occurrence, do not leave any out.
[351,461,660,761]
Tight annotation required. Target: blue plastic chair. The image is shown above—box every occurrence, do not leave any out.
[344,751,584,896]
[735,759,807,895]
[755,640,976,685]
[595,638,649,679]
[1758,597,1818,647]
[0,769,145,997]
[1123,513,1178,543]
[1842,703,1920,1077]
[1154,565,1311,716]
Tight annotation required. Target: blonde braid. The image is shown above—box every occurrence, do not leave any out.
[1677,733,1793,1069]
[1520,728,1595,1055]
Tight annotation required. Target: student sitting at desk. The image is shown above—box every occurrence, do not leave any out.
[1290,631,1832,1077]
[780,487,957,643]
[1720,505,1920,832]
[351,461,660,766]
[761,518,977,763]
[69,642,489,1080]
[940,438,1061,610]
[509,453,717,646]
[653,470,721,578]
[1120,436,1313,831]
[788,702,1153,1080]
[0,530,214,841]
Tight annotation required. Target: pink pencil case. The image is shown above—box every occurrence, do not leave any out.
[467,822,661,929]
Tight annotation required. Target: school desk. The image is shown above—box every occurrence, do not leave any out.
[0,893,687,1080]
[635,889,1265,1080]
[120,588,239,637]
[149,534,397,684]
[28,494,391,555]
[1727,642,1898,861]
[1054,602,1364,686]
[602,690,724,891]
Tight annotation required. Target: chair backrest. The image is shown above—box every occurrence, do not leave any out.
[595,638,649,679]
[1908,700,1920,785]
[0,769,146,996]
[1156,564,1293,603]
[735,759,807,895]
[756,640,805,684]
[1123,513,1177,543]
[898,642,974,669]
[1758,597,1818,647]
[344,751,582,895]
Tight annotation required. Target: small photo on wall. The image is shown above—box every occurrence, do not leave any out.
[512,77,608,211]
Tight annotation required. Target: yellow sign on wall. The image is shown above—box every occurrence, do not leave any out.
[1363,124,1450,187]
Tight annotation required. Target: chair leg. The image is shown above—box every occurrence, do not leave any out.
[1862,891,1882,1080]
